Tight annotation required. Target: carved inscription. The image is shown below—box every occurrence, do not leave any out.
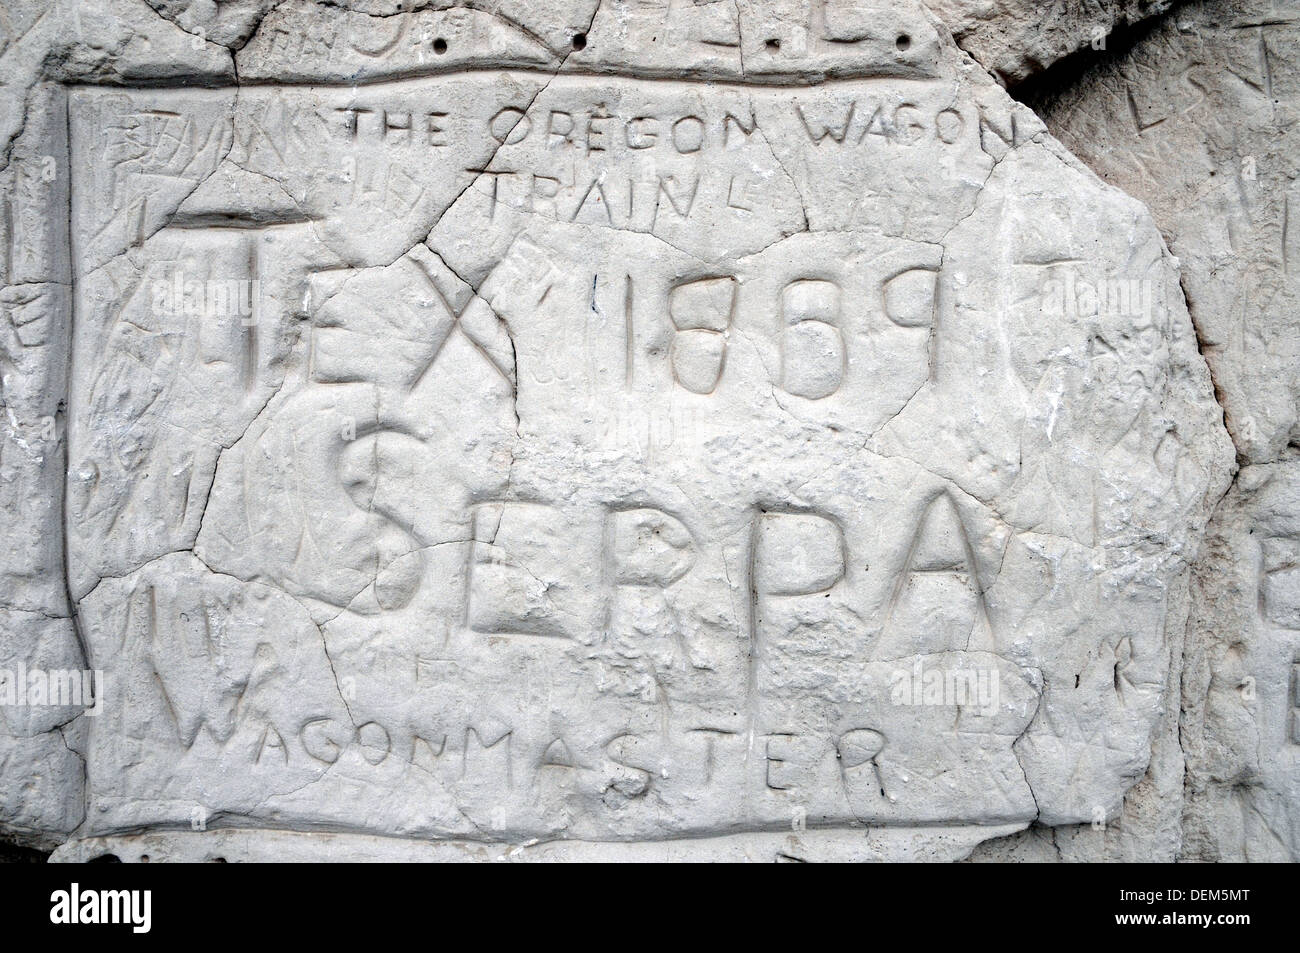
[62,56,1196,844]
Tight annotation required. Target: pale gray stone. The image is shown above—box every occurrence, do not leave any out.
[0,0,1254,862]
[1180,465,1300,861]
[1030,0,1300,863]
[50,823,1028,862]
[928,0,1177,84]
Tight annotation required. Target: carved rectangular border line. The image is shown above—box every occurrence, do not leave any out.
[54,69,1043,843]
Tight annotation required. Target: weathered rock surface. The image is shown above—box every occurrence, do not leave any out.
[929,0,1179,84]
[0,0,1255,862]
[1030,0,1300,862]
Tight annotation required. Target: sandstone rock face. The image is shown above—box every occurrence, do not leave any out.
[0,0,1250,862]
[1031,0,1300,862]
[926,0,1178,84]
